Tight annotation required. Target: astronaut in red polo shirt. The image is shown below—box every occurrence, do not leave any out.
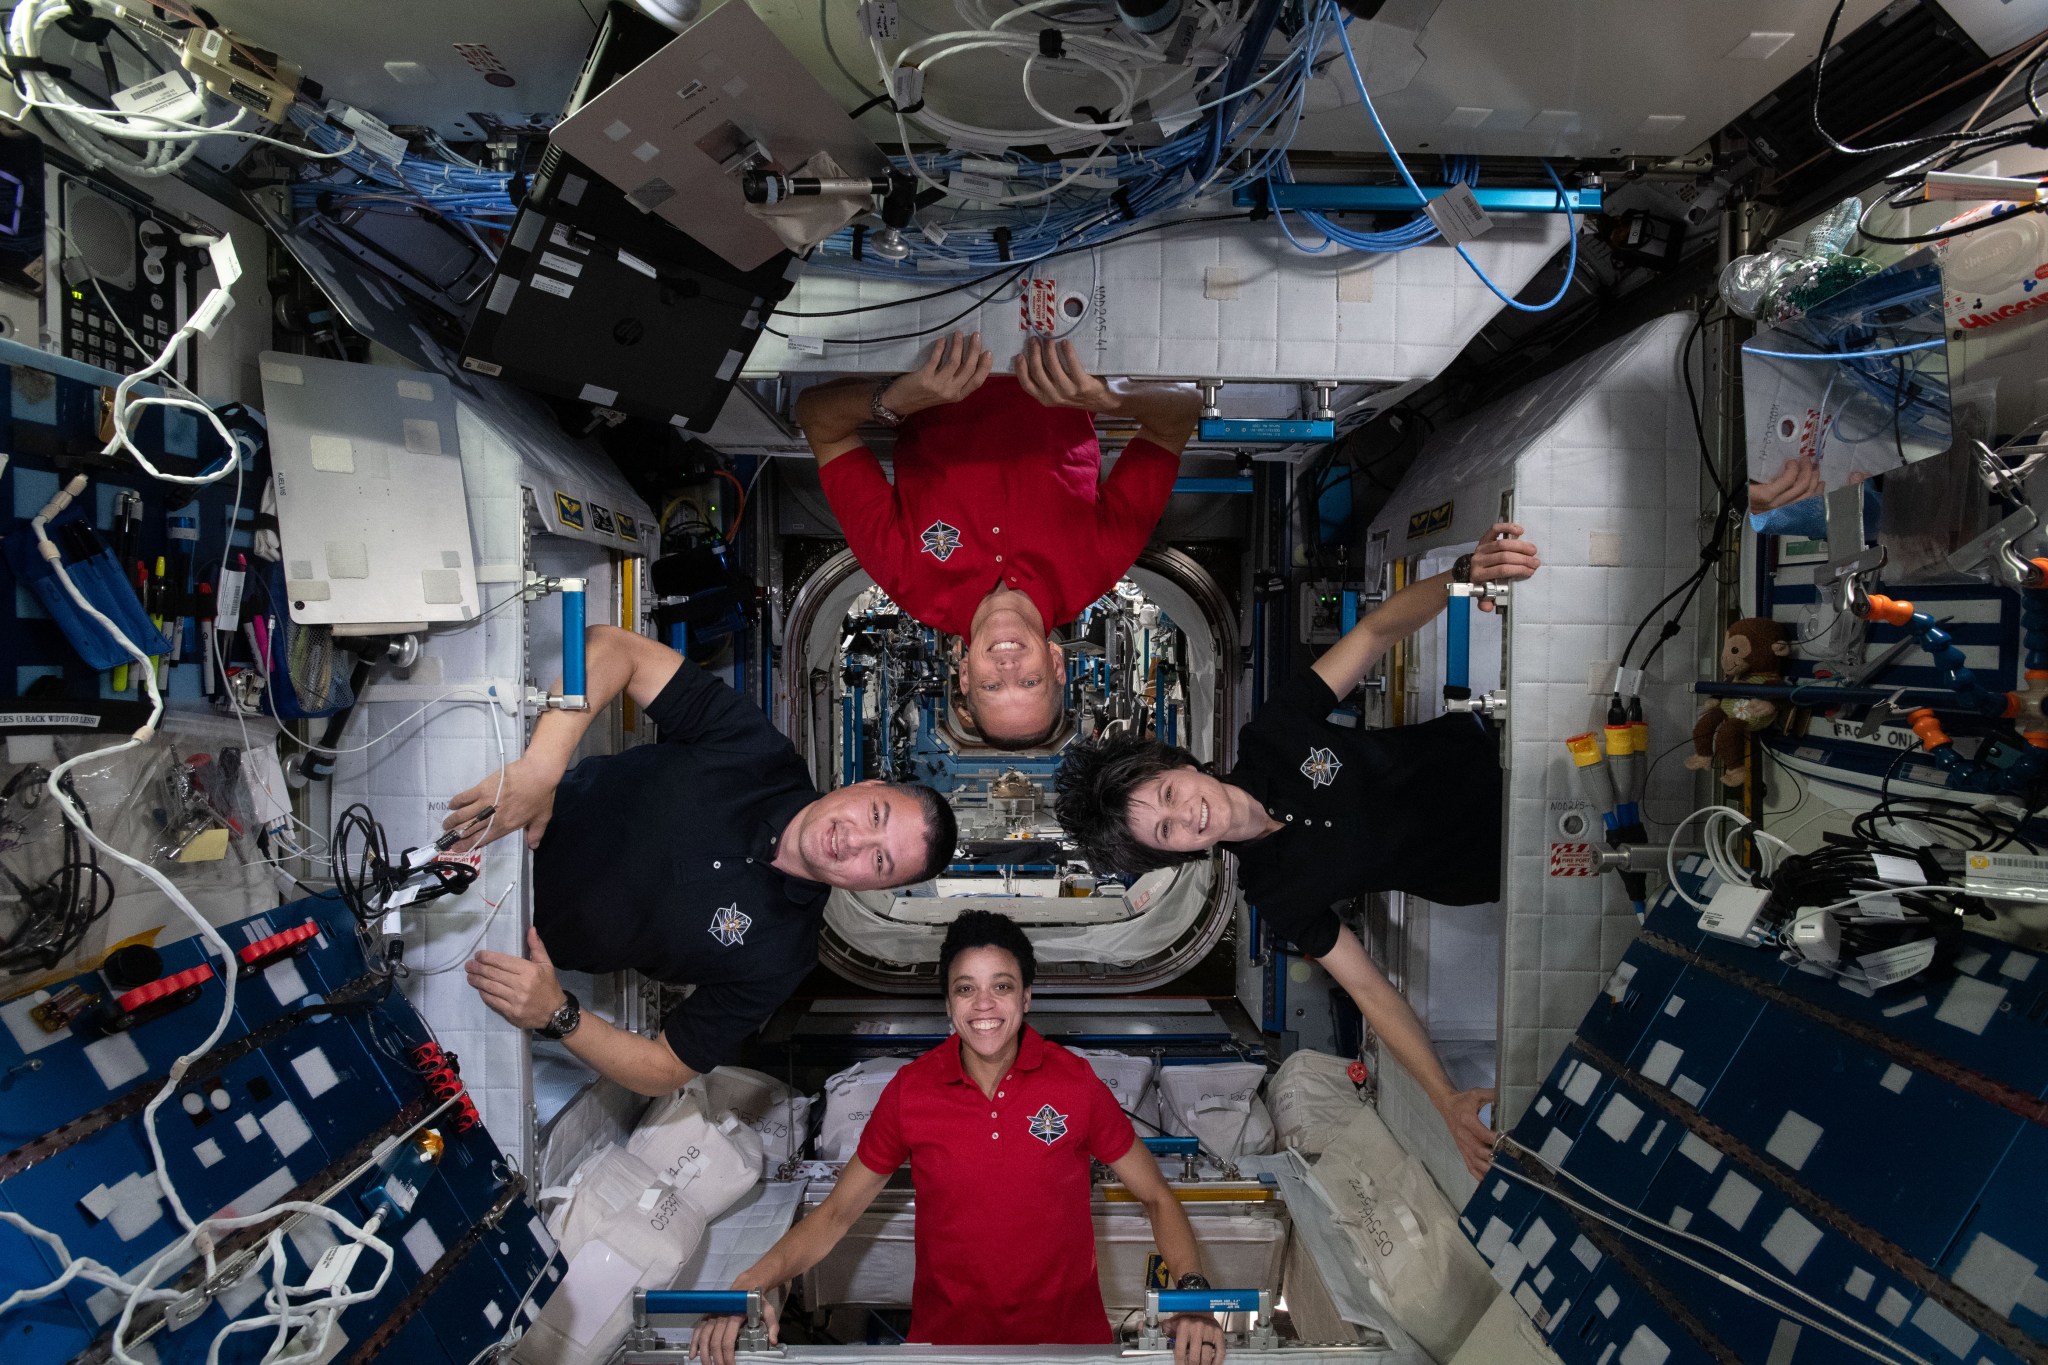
[690,911,1228,1365]
[795,333,1202,749]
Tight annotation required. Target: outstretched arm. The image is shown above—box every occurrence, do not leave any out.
[1309,522,1540,699]
[443,626,682,851]
[793,332,995,467]
[1316,926,1496,1182]
[1014,336,1202,454]
[689,1158,893,1365]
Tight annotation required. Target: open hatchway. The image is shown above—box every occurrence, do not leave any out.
[780,544,1243,993]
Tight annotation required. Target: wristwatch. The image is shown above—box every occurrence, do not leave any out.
[870,380,908,427]
[533,990,582,1041]
[1451,553,1475,584]
[1175,1272,1212,1292]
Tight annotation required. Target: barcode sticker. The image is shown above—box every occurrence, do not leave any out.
[785,334,826,355]
[1869,853,1926,885]
[949,170,1007,201]
[1423,182,1495,245]
[112,74,196,118]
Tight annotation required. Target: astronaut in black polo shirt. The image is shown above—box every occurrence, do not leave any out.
[440,626,956,1096]
[1055,523,1539,1179]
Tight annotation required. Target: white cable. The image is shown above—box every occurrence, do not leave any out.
[1495,1137,1930,1365]
[1666,805,1794,910]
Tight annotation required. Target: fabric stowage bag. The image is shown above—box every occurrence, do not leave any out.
[4,520,169,670]
[1305,1104,1498,1363]
[1156,1061,1275,1158]
[514,1094,760,1365]
[817,1057,911,1161]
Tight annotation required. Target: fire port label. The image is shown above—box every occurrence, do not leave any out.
[1549,843,1597,876]
[1020,278,1057,334]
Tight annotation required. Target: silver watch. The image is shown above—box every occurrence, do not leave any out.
[870,380,907,427]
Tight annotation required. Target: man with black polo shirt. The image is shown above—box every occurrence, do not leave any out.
[795,332,1201,749]
[1054,523,1541,1180]
[690,911,1228,1365]
[441,625,956,1095]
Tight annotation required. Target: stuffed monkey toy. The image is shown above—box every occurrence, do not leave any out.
[1686,617,1791,788]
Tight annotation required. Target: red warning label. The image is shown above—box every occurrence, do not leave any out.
[1548,843,1597,876]
[1020,278,1057,334]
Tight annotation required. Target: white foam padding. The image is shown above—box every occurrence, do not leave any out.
[1367,313,1702,1130]
[1266,1049,1367,1155]
[1155,1060,1274,1157]
[749,213,1568,381]
[817,1056,912,1161]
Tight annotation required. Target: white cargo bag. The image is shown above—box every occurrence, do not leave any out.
[817,1057,911,1160]
[1156,1061,1274,1158]
[1306,1105,1497,1363]
[1448,1290,1565,1365]
[686,1066,814,1174]
[1268,1050,1366,1155]
[1073,1049,1158,1132]
[515,1096,763,1365]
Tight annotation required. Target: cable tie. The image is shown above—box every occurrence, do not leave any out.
[1246,178,1272,222]
[1111,186,1136,221]
[992,225,1013,261]
[850,223,866,261]
[1038,28,1064,59]
[896,98,924,116]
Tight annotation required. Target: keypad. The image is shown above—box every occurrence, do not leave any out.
[64,298,167,375]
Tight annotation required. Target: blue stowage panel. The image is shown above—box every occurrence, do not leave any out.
[0,893,563,1364]
[1459,858,2047,1365]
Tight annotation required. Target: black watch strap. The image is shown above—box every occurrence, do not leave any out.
[1452,553,1475,583]
[534,989,581,1041]
[1175,1272,1212,1291]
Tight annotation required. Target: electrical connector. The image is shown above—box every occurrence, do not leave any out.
[1790,912,1842,965]
[1698,884,1770,942]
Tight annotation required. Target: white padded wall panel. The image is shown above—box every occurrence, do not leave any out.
[1498,314,1701,1128]
[1370,313,1701,1130]
[749,213,1569,381]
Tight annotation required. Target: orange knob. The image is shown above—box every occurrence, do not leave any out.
[1863,595,1916,627]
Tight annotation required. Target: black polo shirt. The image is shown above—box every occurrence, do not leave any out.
[1222,670,1502,958]
[533,660,825,1074]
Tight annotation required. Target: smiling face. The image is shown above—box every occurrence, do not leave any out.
[946,944,1030,1065]
[1123,766,1238,856]
[781,781,933,890]
[957,591,1064,747]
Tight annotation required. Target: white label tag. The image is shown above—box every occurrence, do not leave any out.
[856,0,899,39]
[529,273,574,299]
[957,157,1013,178]
[1424,182,1495,245]
[785,333,826,356]
[1869,853,1926,885]
[215,567,245,635]
[1856,940,1937,987]
[334,105,407,167]
[920,220,947,246]
[948,170,1007,202]
[891,65,924,109]
[616,248,657,279]
[1856,894,1913,921]
[537,251,584,279]
[112,73,198,118]
[0,711,97,728]
[1615,667,1645,698]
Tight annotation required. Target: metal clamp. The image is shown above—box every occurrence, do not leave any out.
[1138,1289,1275,1351]
[1444,690,1507,721]
[1198,380,1222,420]
[631,1289,774,1353]
[1142,1134,1201,1181]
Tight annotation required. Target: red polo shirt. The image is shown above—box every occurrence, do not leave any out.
[855,1025,1138,1345]
[818,376,1180,637]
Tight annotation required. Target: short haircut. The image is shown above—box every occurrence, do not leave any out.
[893,782,959,884]
[1053,733,1207,875]
[957,688,1066,751]
[939,909,1036,990]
